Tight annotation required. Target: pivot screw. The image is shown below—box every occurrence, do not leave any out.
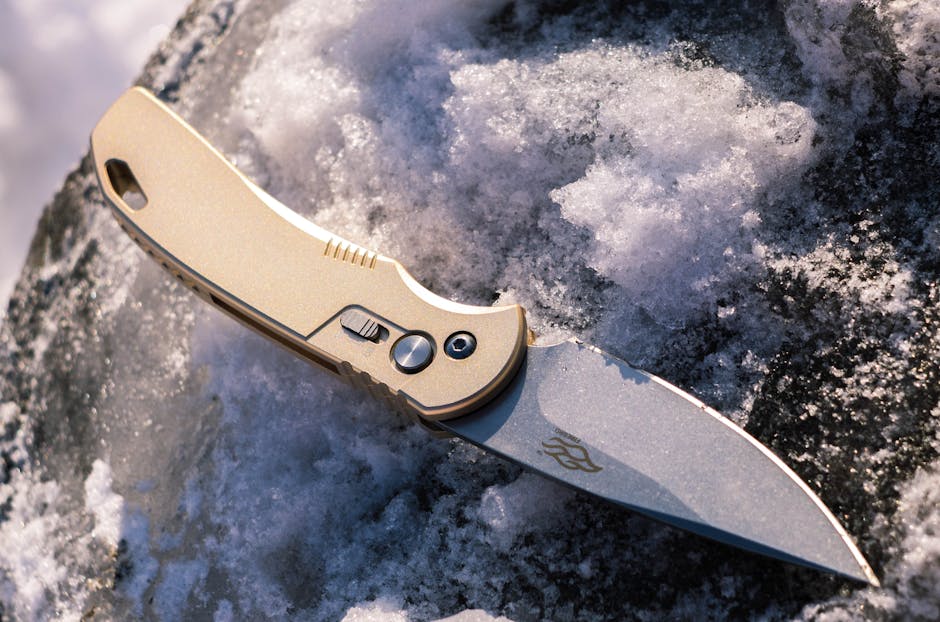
[445,332,476,360]
[393,333,434,373]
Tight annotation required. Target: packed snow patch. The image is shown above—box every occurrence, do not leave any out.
[342,598,411,622]
[85,459,125,545]
[0,475,70,622]
[478,472,573,550]
[883,0,940,101]
[540,48,817,325]
[84,459,159,611]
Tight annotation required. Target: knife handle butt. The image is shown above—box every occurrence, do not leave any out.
[91,87,527,420]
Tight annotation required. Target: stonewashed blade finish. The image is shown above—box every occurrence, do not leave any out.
[90,87,878,586]
[438,341,879,585]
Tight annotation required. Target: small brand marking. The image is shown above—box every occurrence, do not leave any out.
[541,436,602,473]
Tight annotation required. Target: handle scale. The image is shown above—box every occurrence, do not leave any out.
[91,88,527,420]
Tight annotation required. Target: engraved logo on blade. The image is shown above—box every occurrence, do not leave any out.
[541,437,603,473]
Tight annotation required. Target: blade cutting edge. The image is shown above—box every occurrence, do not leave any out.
[438,340,879,585]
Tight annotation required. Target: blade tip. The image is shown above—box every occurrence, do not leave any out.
[836,554,880,587]
[860,564,881,588]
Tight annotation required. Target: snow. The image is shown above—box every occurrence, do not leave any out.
[477,473,573,551]
[883,0,940,101]
[82,459,159,615]
[0,405,87,622]
[0,473,67,622]
[85,459,125,546]
[1,0,939,619]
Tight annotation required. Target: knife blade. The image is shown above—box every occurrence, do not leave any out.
[90,87,879,586]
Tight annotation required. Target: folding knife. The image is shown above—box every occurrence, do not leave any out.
[90,87,878,585]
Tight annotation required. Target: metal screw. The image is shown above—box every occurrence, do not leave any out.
[393,333,434,373]
[445,332,476,359]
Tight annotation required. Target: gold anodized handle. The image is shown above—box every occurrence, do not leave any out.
[90,87,527,420]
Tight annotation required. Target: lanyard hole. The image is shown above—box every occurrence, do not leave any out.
[104,159,148,210]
